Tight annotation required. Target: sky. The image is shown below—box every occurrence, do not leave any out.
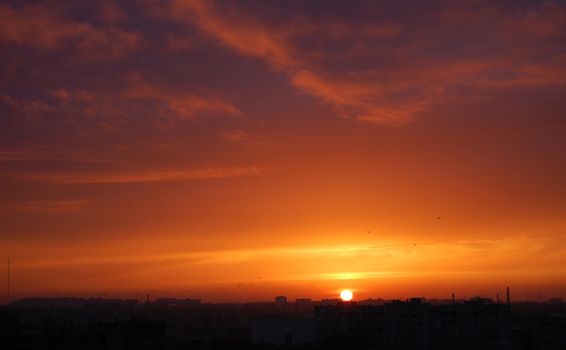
[1,0,566,303]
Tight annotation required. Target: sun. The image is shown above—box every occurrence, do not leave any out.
[340,289,353,301]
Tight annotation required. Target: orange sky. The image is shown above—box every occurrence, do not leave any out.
[1,0,566,302]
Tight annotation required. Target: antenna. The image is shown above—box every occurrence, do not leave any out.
[7,257,9,306]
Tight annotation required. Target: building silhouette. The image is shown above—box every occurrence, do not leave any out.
[275,296,288,306]
[250,317,314,347]
[315,297,511,350]
[2,295,565,349]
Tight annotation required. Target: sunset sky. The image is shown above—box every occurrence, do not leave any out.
[1,0,566,303]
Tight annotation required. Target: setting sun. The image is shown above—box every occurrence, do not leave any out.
[340,289,353,301]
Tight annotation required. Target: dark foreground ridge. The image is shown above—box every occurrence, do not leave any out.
[1,296,565,349]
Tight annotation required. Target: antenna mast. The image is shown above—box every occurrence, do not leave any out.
[7,257,10,306]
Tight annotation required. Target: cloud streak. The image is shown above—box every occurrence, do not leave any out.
[0,3,141,60]
[17,199,89,213]
[123,74,241,120]
[9,234,566,291]
[168,0,566,125]
[2,76,241,131]
[11,166,263,185]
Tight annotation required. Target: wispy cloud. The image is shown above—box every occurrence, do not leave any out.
[17,199,88,213]
[0,149,119,163]
[217,128,268,150]
[10,234,566,288]
[12,166,263,184]
[123,74,241,120]
[168,0,566,125]
[3,74,241,130]
[1,95,51,120]
[0,3,141,60]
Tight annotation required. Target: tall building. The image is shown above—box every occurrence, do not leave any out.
[275,296,288,306]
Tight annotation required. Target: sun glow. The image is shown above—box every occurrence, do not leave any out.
[340,289,353,301]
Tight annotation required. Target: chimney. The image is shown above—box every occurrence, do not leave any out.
[506,287,510,305]
[451,292,455,303]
